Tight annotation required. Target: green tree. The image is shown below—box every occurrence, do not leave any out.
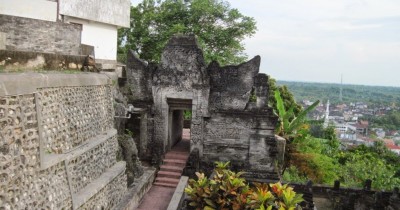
[337,151,400,190]
[268,78,302,117]
[274,90,319,139]
[118,0,257,65]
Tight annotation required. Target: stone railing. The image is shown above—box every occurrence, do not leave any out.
[167,176,189,210]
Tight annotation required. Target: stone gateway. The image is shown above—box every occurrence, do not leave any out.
[126,34,279,179]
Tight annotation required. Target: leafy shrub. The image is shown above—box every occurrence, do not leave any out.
[185,162,303,210]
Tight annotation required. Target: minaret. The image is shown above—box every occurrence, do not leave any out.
[324,100,330,128]
[339,74,343,102]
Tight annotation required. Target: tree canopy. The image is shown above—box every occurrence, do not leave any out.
[118,0,257,65]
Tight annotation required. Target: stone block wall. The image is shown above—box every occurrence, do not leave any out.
[203,113,253,165]
[202,111,278,179]
[208,56,260,111]
[205,53,278,179]
[0,14,81,55]
[0,73,127,209]
[126,51,153,103]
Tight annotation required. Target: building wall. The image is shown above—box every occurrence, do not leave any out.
[0,73,127,209]
[0,0,57,22]
[64,17,118,60]
[0,14,81,55]
[1,0,129,61]
[59,0,130,28]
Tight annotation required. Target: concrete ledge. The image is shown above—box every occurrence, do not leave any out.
[0,72,112,96]
[72,161,126,210]
[0,50,84,71]
[115,167,156,210]
[167,176,189,210]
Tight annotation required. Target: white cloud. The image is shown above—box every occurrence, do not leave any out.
[317,20,382,31]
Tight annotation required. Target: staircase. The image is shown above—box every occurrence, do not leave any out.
[135,129,190,209]
[154,149,189,188]
[154,129,190,188]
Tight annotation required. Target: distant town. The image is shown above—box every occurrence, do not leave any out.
[303,99,400,154]
[279,80,400,156]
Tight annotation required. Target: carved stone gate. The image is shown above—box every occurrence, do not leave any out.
[126,35,278,179]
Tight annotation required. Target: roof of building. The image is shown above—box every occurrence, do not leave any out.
[383,139,395,146]
[387,144,400,150]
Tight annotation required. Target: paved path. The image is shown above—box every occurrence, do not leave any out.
[135,129,190,210]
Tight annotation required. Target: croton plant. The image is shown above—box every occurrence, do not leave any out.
[184,162,303,210]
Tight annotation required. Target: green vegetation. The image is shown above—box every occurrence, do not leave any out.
[272,83,400,190]
[185,162,303,210]
[336,142,400,190]
[268,78,302,116]
[125,129,134,137]
[281,123,400,190]
[277,81,400,107]
[184,110,192,120]
[118,0,257,65]
[274,90,319,140]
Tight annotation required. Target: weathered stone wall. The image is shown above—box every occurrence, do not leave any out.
[0,73,127,209]
[289,181,400,210]
[203,113,253,165]
[205,53,278,178]
[0,94,73,209]
[38,86,113,154]
[151,35,210,161]
[208,56,260,111]
[0,14,81,55]
[126,51,153,103]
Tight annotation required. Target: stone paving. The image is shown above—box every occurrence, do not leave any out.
[135,129,190,210]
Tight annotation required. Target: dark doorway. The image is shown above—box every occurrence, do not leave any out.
[167,98,192,151]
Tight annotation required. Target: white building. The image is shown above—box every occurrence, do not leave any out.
[0,0,130,62]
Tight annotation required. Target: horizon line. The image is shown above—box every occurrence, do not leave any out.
[277,80,400,88]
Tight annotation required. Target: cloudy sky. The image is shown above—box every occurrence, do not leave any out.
[131,0,400,87]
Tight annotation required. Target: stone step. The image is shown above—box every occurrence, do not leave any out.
[167,150,189,155]
[170,148,190,153]
[160,165,184,173]
[155,177,180,185]
[165,153,189,160]
[153,182,178,188]
[163,158,186,167]
[157,171,181,179]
